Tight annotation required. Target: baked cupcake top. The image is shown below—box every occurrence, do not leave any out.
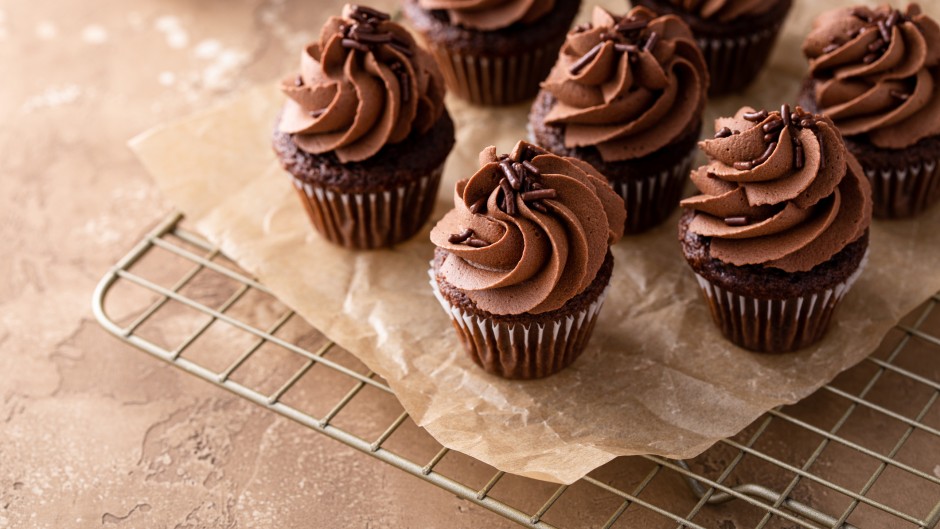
[803,4,940,149]
[540,7,708,162]
[278,4,446,163]
[417,0,554,31]
[680,106,872,273]
[662,0,776,22]
[430,141,625,315]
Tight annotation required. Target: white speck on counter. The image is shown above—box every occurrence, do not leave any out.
[155,15,188,49]
[158,71,176,87]
[201,49,249,92]
[194,39,222,59]
[36,22,57,40]
[81,25,108,44]
[21,84,83,113]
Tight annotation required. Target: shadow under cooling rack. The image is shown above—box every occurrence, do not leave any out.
[92,212,940,529]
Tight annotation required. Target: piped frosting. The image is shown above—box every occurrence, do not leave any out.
[278,4,446,163]
[803,3,940,149]
[681,106,872,273]
[540,6,708,162]
[430,141,625,315]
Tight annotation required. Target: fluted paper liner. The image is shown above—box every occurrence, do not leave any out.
[291,166,443,249]
[697,21,785,95]
[694,253,867,353]
[425,41,559,106]
[614,151,695,234]
[861,155,940,219]
[129,0,940,485]
[430,266,610,379]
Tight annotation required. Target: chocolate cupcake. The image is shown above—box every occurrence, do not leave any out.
[273,4,454,249]
[801,4,940,218]
[530,6,708,234]
[430,141,626,379]
[402,0,580,105]
[631,0,793,95]
[679,106,873,353]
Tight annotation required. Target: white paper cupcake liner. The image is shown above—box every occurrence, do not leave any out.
[696,21,784,95]
[427,44,557,106]
[693,251,868,353]
[863,157,940,218]
[429,267,610,379]
[610,150,696,234]
[291,166,443,249]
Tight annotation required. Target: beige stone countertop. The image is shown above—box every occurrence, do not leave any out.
[3,1,939,528]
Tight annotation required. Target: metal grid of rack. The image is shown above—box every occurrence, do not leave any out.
[93,212,940,529]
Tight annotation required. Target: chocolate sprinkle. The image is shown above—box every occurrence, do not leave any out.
[823,43,840,54]
[616,19,648,32]
[762,119,783,134]
[341,38,370,52]
[309,109,326,119]
[529,201,549,213]
[794,142,805,169]
[448,228,474,244]
[465,238,490,248]
[743,110,768,122]
[521,189,557,201]
[500,161,521,190]
[499,178,516,216]
[569,42,604,75]
[781,104,791,127]
[733,161,754,171]
[890,90,910,100]
[754,142,777,165]
[294,75,304,87]
[724,216,749,227]
[643,31,659,53]
[715,127,733,139]
[878,20,891,43]
[522,161,541,176]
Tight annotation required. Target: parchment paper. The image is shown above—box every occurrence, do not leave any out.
[130,0,940,484]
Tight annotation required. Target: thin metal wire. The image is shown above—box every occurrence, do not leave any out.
[92,213,940,529]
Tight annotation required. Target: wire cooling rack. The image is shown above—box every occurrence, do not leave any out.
[93,212,940,529]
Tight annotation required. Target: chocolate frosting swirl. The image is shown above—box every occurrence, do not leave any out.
[663,0,776,22]
[540,7,708,162]
[278,5,446,163]
[680,106,872,273]
[417,0,554,31]
[430,141,626,315]
[803,4,940,149]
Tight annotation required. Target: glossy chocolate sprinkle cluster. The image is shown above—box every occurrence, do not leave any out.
[568,11,659,75]
[719,104,829,186]
[449,144,558,247]
[820,6,916,65]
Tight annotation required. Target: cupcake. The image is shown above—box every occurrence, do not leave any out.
[679,105,873,353]
[631,0,793,95]
[429,141,626,379]
[402,0,581,105]
[530,6,708,234]
[273,4,454,249]
[801,4,940,218]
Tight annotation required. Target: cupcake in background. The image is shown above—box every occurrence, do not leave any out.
[631,0,793,95]
[402,0,581,105]
[273,4,454,249]
[801,4,940,218]
[679,105,872,353]
[430,141,626,379]
[530,6,708,234]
